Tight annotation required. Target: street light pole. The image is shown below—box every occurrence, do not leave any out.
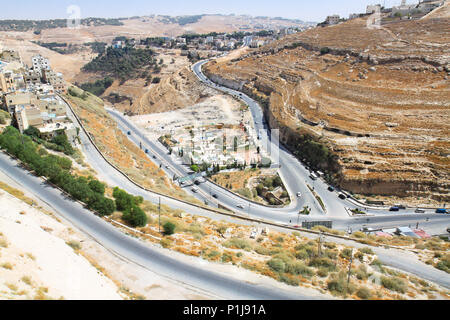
[158,197,161,233]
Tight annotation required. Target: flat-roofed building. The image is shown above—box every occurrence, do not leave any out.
[14,104,43,132]
[5,92,31,114]
[325,15,340,25]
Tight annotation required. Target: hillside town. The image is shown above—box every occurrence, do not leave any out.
[322,0,446,26]
[0,50,76,143]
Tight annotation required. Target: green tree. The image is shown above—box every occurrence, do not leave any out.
[163,222,176,235]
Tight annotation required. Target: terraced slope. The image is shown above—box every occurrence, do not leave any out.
[204,11,450,204]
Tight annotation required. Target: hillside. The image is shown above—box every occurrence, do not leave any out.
[204,11,450,204]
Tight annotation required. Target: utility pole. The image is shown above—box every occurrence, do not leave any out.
[158,197,161,233]
[318,231,324,257]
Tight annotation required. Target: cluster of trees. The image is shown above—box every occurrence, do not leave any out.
[85,42,107,54]
[0,126,115,216]
[82,47,156,81]
[24,126,74,155]
[112,187,147,227]
[160,15,204,26]
[0,18,123,32]
[79,77,114,96]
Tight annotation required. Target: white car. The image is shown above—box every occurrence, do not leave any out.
[297,192,302,197]
[192,187,199,193]
[250,229,257,239]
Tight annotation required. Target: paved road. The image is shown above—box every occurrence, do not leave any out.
[0,152,330,300]
[94,61,449,236]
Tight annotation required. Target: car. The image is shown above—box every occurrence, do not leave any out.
[436,208,448,214]
[447,227,450,234]
[237,204,244,209]
[165,165,170,169]
[296,192,302,197]
[250,229,257,239]
[389,206,400,212]
[152,155,157,159]
[328,186,335,192]
[415,208,425,213]
[212,194,218,199]
[127,131,131,135]
[191,187,199,193]
[145,149,149,154]
[338,193,346,200]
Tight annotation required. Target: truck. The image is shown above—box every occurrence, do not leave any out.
[436,208,448,214]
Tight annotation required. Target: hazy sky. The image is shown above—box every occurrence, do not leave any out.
[0,0,416,22]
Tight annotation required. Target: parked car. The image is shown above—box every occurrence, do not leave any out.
[328,186,335,192]
[415,208,425,213]
[389,206,400,212]
[447,227,450,233]
[338,193,346,200]
[250,229,257,239]
[191,187,199,193]
[127,131,131,135]
[145,149,149,154]
[296,192,302,197]
[436,208,448,214]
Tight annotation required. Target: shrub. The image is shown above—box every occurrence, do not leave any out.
[223,238,252,251]
[267,258,286,273]
[317,268,329,278]
[255,245,271,256]
[163,222,176,235]
[359,247,374,255]
[381,276,407,293]
[160,238,172,248]
[356,287,372,299]
[355,265,369,280]
[286,261,314,277]
[308,257,337,271]
[279,274,300,286]
[340,248,353,259]
[221,252,233,263]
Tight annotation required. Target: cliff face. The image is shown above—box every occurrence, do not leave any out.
[204,13,450,203]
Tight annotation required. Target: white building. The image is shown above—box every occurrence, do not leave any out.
[31,55,50,77]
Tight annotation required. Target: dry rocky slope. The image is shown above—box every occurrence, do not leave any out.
[204,11,449,204]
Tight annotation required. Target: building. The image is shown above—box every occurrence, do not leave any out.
[0,71,15,94]
[417,0,444,13]
[42,70,66,93]
[38,122,77,142]
[325,15,340,25]
[31,55,50,77]
[14,104,43,132]
[367,4,382,14]
[5,92,31,115]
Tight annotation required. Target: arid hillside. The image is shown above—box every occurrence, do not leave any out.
[204,10,450,204]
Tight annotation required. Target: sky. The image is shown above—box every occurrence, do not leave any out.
[0,0,416,22]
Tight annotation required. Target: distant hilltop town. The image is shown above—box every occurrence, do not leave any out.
[0,49,77,144]
[321,0,446,26]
